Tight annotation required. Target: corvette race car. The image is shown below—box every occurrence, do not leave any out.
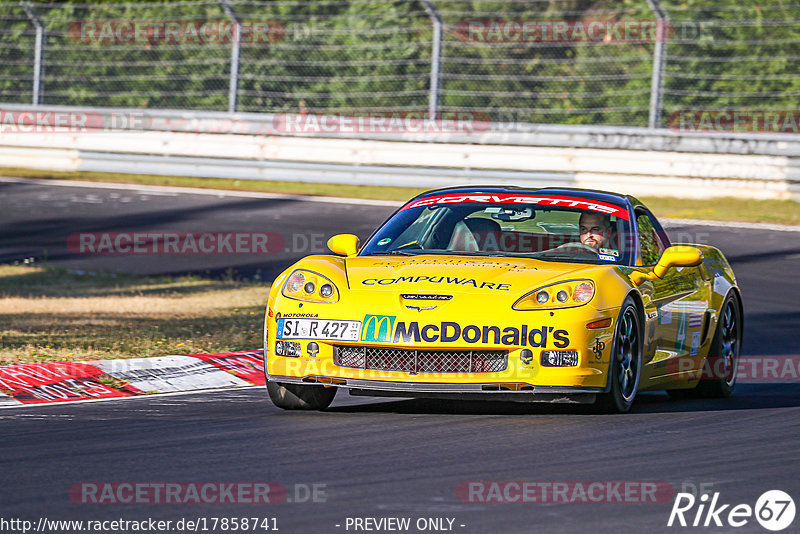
[263,186,743,413]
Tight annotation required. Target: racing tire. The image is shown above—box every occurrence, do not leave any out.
[595,297,643,414]
[696,293,742,398]
[267,381,337,410]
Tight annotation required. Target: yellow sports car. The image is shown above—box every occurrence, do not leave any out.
[263,186,743,413]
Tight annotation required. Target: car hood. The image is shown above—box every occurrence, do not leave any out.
[345,255,588,295]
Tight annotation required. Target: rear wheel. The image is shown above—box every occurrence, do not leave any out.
[697,293,742,398]
[596,297,642,413]
[266,381,337,410]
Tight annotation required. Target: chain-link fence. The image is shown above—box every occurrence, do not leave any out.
[1,0,799,129]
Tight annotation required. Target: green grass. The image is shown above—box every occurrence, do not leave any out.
[0,264,269,365]
[2,166,798,225]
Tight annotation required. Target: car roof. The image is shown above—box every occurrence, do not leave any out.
[410,185,634,208]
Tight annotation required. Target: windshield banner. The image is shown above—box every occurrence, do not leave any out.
[401,194,630,220]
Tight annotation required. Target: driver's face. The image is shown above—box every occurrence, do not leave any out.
[579,214,610,249]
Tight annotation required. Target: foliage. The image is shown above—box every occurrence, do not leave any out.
[0,0,798,126]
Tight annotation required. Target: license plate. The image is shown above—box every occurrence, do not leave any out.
[275,318,361,341]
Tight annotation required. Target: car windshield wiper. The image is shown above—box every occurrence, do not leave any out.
[531,254,600,264]
[362,250,418,256]
[469,251,524,257]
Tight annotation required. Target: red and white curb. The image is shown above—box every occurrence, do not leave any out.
[0,350,264,407]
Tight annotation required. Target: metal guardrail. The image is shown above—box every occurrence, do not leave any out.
[0,125,797,201]
[2,103,800,157]
[77,152,574,190]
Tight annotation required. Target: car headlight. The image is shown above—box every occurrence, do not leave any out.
[281,270,339,303]
[513,280,595,310]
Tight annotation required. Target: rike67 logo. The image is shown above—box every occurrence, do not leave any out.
[668,490,795,531]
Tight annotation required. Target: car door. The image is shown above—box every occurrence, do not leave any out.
[634,208,710,383]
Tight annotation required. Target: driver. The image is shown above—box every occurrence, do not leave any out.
[578,212,614,250]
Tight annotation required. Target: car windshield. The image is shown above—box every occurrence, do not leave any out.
[359,193,633,265]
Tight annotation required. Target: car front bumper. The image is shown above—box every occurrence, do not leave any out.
[266,373,603,403]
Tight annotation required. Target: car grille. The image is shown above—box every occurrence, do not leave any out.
[333,345,508,374]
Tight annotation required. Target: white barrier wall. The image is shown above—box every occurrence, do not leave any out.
[0,129,797,200]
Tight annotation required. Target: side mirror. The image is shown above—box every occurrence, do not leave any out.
[652,245,703,279]
[629,246,703,285]
[327,234,359,257]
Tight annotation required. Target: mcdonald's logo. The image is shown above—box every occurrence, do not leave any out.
[361,314,396,342]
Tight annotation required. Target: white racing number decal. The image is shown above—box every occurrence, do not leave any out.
[276,318,361,341]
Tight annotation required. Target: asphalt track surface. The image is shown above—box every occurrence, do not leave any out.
[2,179,800,534]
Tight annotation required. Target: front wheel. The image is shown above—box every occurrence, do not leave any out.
[595,297,643,413]
[267,381,337,410]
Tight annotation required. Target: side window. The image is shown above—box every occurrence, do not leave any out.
[636,211,666,266]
